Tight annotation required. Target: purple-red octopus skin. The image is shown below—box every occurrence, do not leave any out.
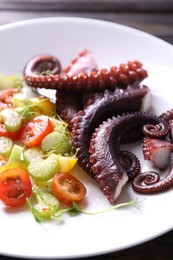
[24,59,148,92]
[71,85,151,176]
[132,162,173,194]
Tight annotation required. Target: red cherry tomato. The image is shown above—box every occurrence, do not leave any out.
[21,115,54,147]
[0,167,32,207]
[52,172,87,206]
[0,122,23,141]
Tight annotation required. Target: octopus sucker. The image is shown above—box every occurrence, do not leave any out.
[89,112,166,204]
[23,53,148,92]
[71,85,151,176]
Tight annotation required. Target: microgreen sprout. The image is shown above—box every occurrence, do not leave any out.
[40,70,53,76]
[26,197,45,223]
[27,197,144,223]
[67,198,144,216]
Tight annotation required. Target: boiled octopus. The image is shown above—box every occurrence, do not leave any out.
[142,137,173,170]
[71,84,151,176]
[55,50,99,126]
[131,111,173,195]
[23,50,148,92]
[132,163,173,195]
[120,151,141,182]
[159,108,173,123]
[23,49,173,205]
[89,112,169,204]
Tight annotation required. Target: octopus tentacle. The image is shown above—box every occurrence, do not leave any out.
[24,57,148,92]
[63,49,99,75]
[142,121,169,138]
[170,120,173,141]
[120,151,141,181]
[71,85,151,176]
[143,137,173,170]
[56,91,84,126]
[56,49,98,126]
[159,108,173,123]
[23,54,61,77]
[55,91,96,127]
[132,163,173,194]
[89,112,166,204]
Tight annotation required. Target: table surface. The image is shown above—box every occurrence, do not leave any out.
[0,0,173,259]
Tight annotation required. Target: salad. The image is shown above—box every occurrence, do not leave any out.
[0,74,140,222]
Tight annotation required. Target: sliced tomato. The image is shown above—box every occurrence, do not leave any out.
[0,167,32,207]
[0,121,23,141]
[0,88,20,110]
[52,172,87,206]
[21,115,54,148]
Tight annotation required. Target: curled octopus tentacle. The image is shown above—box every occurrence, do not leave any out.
[23,56,148,92]
[24,50,98,126]
[23,54,61,78]
[71,85,151,176]
[132,163,173,194]
[142,120,169,138]
[120,151,141,181]
[89,112,167,204]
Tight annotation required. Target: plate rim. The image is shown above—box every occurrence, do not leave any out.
[0,16,173,259]
[0,16,173,49]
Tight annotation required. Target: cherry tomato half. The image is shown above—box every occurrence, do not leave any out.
[21,115,54,148]
[0,167,32,207]
[0,121,23,141]
[52,172,87,206]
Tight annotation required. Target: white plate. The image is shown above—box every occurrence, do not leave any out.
[0,17,173,259]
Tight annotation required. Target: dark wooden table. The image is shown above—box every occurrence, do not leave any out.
[0,1,173,259]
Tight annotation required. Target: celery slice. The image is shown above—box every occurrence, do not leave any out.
[23,147,44,165]
[0,109,22,132]
[0,136,13,158]
[12,93,29,107]
[28,153,59,181]
[41,131,71,154]
[8,144,23,163]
